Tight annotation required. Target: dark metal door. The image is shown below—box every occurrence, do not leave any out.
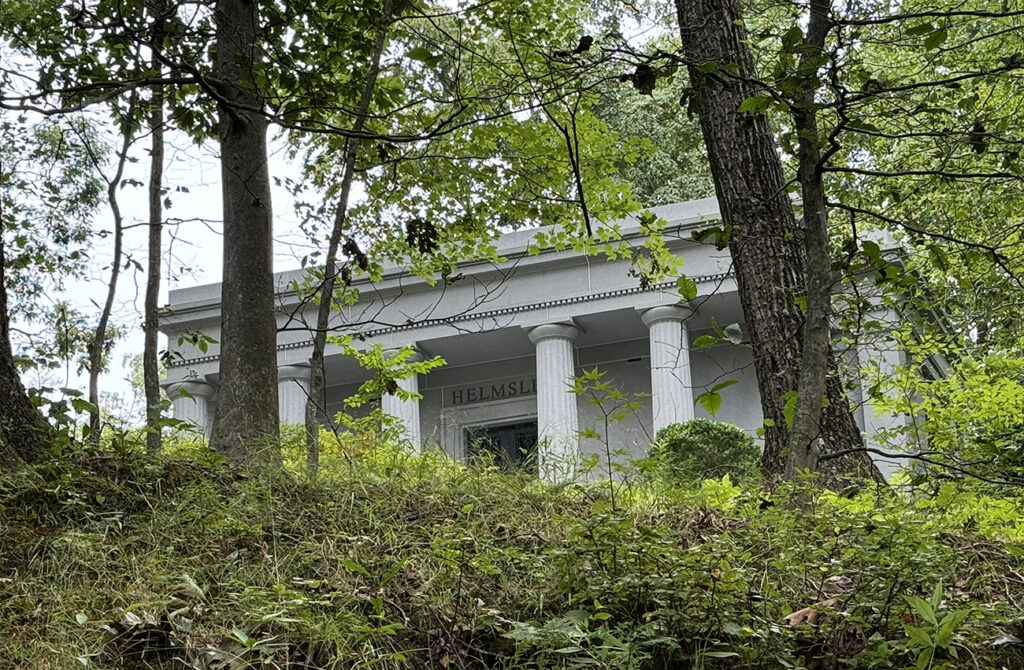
[466,421,538,472]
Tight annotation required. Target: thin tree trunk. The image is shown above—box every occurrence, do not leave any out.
[305,0,393,478]
[674,0,881,486]
[786,0,834,476]
[86,106,135,442]
[144,11,166,454]
[208,0,280,466]
[0,219,52,462]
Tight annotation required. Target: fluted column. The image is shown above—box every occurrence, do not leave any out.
[278,364,312,425]
[527,323,580,482]
[381,349,423,451]
[165,379,216,437]
[641,305,694,434]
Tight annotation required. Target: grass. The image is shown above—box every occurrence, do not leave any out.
[1,429,1023,669]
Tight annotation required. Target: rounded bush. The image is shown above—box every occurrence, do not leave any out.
[651,418,761,482]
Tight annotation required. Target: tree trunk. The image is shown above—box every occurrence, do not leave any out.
[86,105,135,442]
[786,0,833,476]
[208,0,280,466]
[144,12,166,454]
[305,0,392,478]
[0,227,52,462]
[674,0,881,486]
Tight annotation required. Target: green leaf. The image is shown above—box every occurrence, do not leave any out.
[905,22,935,36]
[929,581,944,613]
[71,398,98,415]
[677,276,697,301]
[711,379,739,393]
[927,244,949,272]
[698,391,722,415]
[231,627,254,647]
[737,95,772,114]
[904,595,937,625]
[844,118,881,133]
[340,557,371,577]
[721,621,744,636]
[904,624,933,647]
[935,618,955,648]
[924,29,948,50]
[935,610,968,648]
[781,25,804,47]
[782,390,798,429]
[407,47,436,62]
[723,323,743,345]
[693,335,717,348]
[861,239,881,263]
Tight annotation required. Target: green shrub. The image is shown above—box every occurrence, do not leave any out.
[650,418,761,482]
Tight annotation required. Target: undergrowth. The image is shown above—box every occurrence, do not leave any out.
[1,430,1022,669]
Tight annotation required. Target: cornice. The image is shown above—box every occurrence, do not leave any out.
[169,271,733,368]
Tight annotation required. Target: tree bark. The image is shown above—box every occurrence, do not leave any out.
[0,225,52,462]
[786,0,834,476]
[208,0,280,465]
[674,0,881,486]
[86,105,135,442]
[305,0,393,478]
[144,16,165,454]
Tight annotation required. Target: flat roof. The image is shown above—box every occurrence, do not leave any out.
[165,197,724,310]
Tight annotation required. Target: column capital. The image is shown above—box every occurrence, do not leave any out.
[526,322,580,345]
[163,379,216,399]
[639,304,693,328]
[278,363,312,381]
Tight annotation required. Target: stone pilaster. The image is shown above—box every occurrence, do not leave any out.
[165,379,217,437]
[381,348,423,451]
[278,364,312,425]
[526,323,580,482]
[640,305,694,434]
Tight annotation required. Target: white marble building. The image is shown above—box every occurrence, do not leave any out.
[159,198,911,479]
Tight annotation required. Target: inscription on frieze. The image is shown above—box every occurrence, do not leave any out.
[445,377,537,407]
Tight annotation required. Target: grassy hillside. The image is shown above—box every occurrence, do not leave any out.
[1,432,1022,669]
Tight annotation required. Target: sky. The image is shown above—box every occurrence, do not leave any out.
[27,122,335,417]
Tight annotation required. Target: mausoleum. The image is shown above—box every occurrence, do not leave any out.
[159,197,910,479]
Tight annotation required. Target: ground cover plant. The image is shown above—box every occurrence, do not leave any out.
[1,430,1022,669]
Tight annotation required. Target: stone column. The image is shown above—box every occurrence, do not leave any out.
[381,349,423,451]
[526,323,580,482]
[858,326,911,480]
[278,364,312,425]
[641,305,694,434]
[165,379,216,437]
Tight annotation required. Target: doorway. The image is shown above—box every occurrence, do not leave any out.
[466,421,538,473]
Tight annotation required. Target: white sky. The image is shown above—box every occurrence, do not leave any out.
[30,125,328,412]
